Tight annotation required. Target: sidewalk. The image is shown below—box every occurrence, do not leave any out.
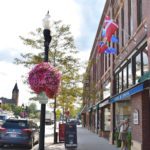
[34,126,121,150]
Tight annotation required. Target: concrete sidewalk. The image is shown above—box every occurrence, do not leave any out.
[34,127,120,150]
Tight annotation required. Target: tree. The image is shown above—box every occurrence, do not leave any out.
[14,20,83,116]
[13,106,22,117]
[28,103,38,118]
[1,104,12,111]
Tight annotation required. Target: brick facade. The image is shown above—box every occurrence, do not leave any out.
[82,0,150,150]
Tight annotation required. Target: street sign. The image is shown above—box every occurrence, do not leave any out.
[65,123,77,148]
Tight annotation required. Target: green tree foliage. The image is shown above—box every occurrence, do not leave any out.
[13,105,23,117]
[56,109,61,120]
[14,20,83,116]
[1,104,12,111]
[28,103,38,118]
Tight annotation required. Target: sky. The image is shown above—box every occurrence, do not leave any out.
[0,0,106,107]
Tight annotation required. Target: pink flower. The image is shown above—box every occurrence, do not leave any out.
[28,62,61,98]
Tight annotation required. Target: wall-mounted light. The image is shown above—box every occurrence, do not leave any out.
[133,38,137,44]
[144,24,148,32]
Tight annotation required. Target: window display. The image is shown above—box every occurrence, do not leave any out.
[104,107,111,131]
[115,100,131,128]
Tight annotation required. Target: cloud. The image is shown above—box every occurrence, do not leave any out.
[0,48,21,63]
[74,0,106,52]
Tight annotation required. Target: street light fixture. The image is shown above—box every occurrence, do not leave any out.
[39,11,52,150]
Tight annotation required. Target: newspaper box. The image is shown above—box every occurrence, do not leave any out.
[65,123,77,149]
[59,123,65,142]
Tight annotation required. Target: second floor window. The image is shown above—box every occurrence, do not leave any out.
[121,6,124,47]
[137,0,142,26]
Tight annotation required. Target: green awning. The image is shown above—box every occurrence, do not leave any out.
[138,71,150,83]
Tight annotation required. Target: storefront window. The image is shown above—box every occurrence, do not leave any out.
[115,101,131,127]
[104,107,111,131]
[135,53,142,83]
[142,51,149,73]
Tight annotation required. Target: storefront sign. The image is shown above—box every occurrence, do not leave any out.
[99,99,109,108]
[110,84,144,103]
[133,109,139,125]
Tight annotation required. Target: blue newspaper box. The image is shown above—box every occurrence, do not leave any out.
[65,123,77,148]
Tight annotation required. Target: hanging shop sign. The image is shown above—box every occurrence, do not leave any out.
[133,109,139,125]
[110,83,144,103]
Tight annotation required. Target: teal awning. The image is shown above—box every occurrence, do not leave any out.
[138,71,150,83]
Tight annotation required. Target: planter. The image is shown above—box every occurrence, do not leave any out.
[114,131,121,147]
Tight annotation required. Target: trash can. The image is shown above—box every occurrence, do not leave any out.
[65,122,77,149]
[59,123,66,142]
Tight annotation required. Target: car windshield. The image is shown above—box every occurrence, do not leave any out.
[2,120,28,129]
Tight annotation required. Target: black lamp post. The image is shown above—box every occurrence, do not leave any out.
[39,11,52,150]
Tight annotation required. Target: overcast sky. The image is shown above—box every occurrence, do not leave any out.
[0,0,106,106]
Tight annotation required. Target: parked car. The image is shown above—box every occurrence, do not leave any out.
[0,118,39,149]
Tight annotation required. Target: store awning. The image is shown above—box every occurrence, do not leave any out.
[92,101,101,110]
[99,98,110,108]
[80,105,87,115]
[110,79,150,103]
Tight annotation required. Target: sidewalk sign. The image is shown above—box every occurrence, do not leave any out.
[65,122,77,149]
[59,123,66,142]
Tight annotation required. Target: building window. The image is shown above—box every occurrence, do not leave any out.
[135,53,142,84]
[119,71,122,92]
[114,43,148,94]
[116,18,119,55]
[103,80,111,99]
[105,54,107,72]
[115,74,119,94]
[142,50,149,74]
[137,0,142,26]
[101,54,104,76]
[121,6,124,47]
[128,0,131,37]
[123,66,127,91]
[128,62,133,88]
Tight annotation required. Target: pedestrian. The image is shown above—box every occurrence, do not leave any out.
[118,118,129,150]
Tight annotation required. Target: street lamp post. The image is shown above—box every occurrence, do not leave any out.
[39,11,52,150]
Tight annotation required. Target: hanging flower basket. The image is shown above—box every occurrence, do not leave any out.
[28,62,61,98]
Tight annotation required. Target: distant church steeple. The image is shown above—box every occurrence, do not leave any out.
[12,83,19,106]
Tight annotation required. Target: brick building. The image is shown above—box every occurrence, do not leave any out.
[81,0,150,150]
